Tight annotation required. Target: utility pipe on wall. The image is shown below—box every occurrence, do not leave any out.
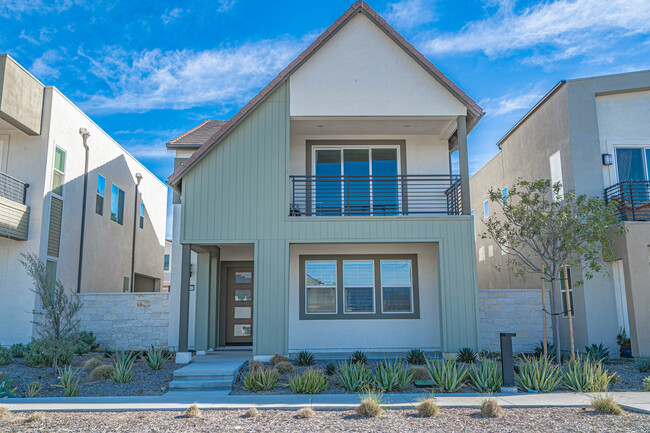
[130,173,143,292]
[76,128,90,293]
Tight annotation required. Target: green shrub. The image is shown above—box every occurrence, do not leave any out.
[0,347,11,365]
[478,349,501,361]
[426,358,467,392]
[480,397,504,418]
[336,361,373,392]
[109,350,137,384]
[289,368,328,394]
[350,351,368,365]
[356,394,383,418]
[643,376,650,391]
[81,356,104,371]
[142,345,171,371]
[408,366,430,381]
[294,351,315,367]
[9,344,27,358]
[468,360,503,393]
[25,340,73,367]
[243,366,278,392]
[533,341,557,359]
[590,395,623,415]
[0,372,18,398]
[26,381,43,398]
[456,348,476,364]
[405,349,427,365]
[585,343,610,363]
[325,362,336,376]
[90,365,113,380]
[56,366,81,397]
[416,397,439,417]
[374,358,413,392]
[269,353,288,366]
[515,355,562,392]
[562,357,615,392]
[274,361,294,374]
[636,358,650,373]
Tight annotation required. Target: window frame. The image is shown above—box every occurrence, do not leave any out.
[110,184,125,225]
[560,266,575,318]
[51,146,66,198]
[380,259,414,314]
[96,174,105,216]
[163,254,170,271]
[502,187,508,206]
[299,254,419,320]
[139,202,145,229]
[304,260,338,315]
[342,260,376,314]
[483,200,489,218]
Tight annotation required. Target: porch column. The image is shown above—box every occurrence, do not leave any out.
[457,115,471,215]
[178,244,191,354]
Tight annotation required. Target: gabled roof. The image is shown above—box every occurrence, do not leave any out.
[168,1,483,188]
[167,120,228,149]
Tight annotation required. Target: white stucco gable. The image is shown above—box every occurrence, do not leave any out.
[289,13,467,117]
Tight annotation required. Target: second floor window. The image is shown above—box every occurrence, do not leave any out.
[502,187,508,206]
[483,200,489,218]
[139,203,145,229]
[163,254,170,271]
[52,147,66,197]
[96,175,105,215]
[111,184,125,225]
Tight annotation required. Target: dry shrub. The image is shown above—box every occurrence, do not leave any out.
[408,366,430,381]
[249,360,264,371]
[480,398,505,418]
[26,412,44,423]
[296,407,314,419]
[269,353,289,366]
[90,365,113,380]
[356,395,383,418]
[244,407,259,418]
[416,398,439,417]
[275,361,294,374]
[0,407,11,420]
[81,357,104,371]
[185,403,201,418]
[591,395,623,415]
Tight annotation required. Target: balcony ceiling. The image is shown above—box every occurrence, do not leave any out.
[0,117,18,130]
[290,116,457,137]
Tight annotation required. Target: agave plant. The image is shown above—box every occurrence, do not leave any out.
[515,355,562,392]
[585,343,610,364]
[350,351,368,365]
[468,360,502,393]
[426,357,467,392]
[562,357,615,392]
[405,349,427,365]
[374,358,414,392]
[456,348,476,364]
[142,345,171,371]
[294,350,316,366]
[336,361,373,392]
[288,368,328,394]
[636,358,650,373]
[56,366,81,397]
[243,366,278,392]
[325,362,336,376]
[109,350,138,384]
[0,371,18,398]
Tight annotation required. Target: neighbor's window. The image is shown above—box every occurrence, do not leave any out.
[502,187,508,206]
[52,147,66,197]
[163,254,170,271]
[96,174,105,215]
[305,261,337,313]
[560,266,575,317]
[381,260,413,313]
[343,260,374,313]
[110,184,125,225]
[122,276,130,293]
[139,203,145,229]
[483,200,489,218]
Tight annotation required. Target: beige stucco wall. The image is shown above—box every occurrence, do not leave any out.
[0,55,44,135]
[288,242,440,352]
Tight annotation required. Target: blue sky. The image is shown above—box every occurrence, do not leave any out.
[2,0,650,236]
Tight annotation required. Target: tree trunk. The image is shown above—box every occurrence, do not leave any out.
[549,279,562,365]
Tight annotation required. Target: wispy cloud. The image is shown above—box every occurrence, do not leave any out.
[30,50,63,80]
[78,36,308,114]
[161,7,184,24]
[480,88,546,117]
[383,0,436,30]
[420,0,650,63]
[0,0,82,17]
[217,0,236,13]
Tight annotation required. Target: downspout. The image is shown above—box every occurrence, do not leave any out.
[130,173,143,292]
[76,128,90,293]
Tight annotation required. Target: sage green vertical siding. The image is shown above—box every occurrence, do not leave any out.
[181,82,480,354]
[194,252,211,352]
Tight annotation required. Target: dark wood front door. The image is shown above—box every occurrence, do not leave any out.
[226,267,253,345]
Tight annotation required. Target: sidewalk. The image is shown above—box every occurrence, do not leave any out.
[2,391,649,414]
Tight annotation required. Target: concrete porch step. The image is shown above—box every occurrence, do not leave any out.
[173,371,235,381]
[169,378,234,391]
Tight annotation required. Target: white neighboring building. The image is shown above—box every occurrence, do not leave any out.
[0,54,168,346]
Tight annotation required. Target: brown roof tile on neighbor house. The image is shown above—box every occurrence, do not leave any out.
[168,0,483,188]
[167,119,229,148]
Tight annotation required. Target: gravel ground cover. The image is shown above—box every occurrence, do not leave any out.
[608,360,649,391]
[0,407,648,432]
[2,352,183,397]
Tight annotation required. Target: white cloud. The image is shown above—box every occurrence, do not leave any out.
[123,143,170,160]
[0,0,81,17]
[78,36,308,114]
[421,0,650,62]
[30,50,63,80]
[383,0,436,29]
[161,7,184,24]
[480,88,546,117]
[217,0,236,13]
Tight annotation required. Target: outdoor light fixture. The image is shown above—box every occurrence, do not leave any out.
[602,153,613,166]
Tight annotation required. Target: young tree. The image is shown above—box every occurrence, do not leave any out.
[20,253,81,371]
[481,179,625,365]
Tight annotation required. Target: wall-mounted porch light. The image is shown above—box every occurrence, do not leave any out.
[602,153,613,166]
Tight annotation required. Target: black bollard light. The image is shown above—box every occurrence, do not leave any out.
[499,332,517,393]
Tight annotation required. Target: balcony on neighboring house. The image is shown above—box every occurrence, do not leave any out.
[604,180,650,222]
[0,171,30,240]
[290,174,462,217]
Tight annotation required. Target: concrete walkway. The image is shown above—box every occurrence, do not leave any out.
[2,391,649,414]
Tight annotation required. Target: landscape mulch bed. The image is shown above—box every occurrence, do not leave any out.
[2,352,184,398]
[1,407,649,433]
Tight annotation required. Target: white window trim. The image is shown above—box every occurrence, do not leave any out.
[110,183,125,225]
[305,260,338,315]
[483,200,489,219]
[51,146,66,199]
[342,260,375,314]
[96,174,105,216]
[139,202,145,229]
[560,266,574,318]
[380,259,414,314]
[604,139,650,187]
[612,144,650,183]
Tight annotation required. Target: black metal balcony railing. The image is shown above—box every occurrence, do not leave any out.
[290,174,462,217]
[0,172,29,204]
[604,180,650,221]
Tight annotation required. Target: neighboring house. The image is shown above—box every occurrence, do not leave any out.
[0,55,168,346]
[163,239,172,291]
[470,71,650,357]
[167,2,483,360]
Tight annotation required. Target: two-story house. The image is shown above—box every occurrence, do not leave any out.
[471,71,650,357]
[0,55,168,346]
[167,2,483,360]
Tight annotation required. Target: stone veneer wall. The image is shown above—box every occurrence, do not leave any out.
[77,293,169,350]
[479,289,552,353]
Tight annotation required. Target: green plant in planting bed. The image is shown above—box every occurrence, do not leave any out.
[294,350,316,366]
[336,361,374,392]
[350,350,368,365]
[109,350,138,384]
[468,360,502,393]
[288,368,328,394]
[426,358,467,392]
[585,343,610,363]
[456,348,476,364]
[0,372,18,398]
[72,330,100,355]
[9,343,26,358]
[374,358,413,392]
[269,353,289,366]
[515,355,562,392]
[26,381,43,398]
[637,358,650,373]
[405,349,427,365]
[142,345,171,371]
[643,377,650,391]
[0,347,11,365]
[562,357,615,392]
[243,366,278,391]
[478,349,501,361]
[56,366,81,397]
[325,362,336,376]
[274,361,294,374]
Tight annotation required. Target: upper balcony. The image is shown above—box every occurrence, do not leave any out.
[605,180,650,222]
[0,171,30,240]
